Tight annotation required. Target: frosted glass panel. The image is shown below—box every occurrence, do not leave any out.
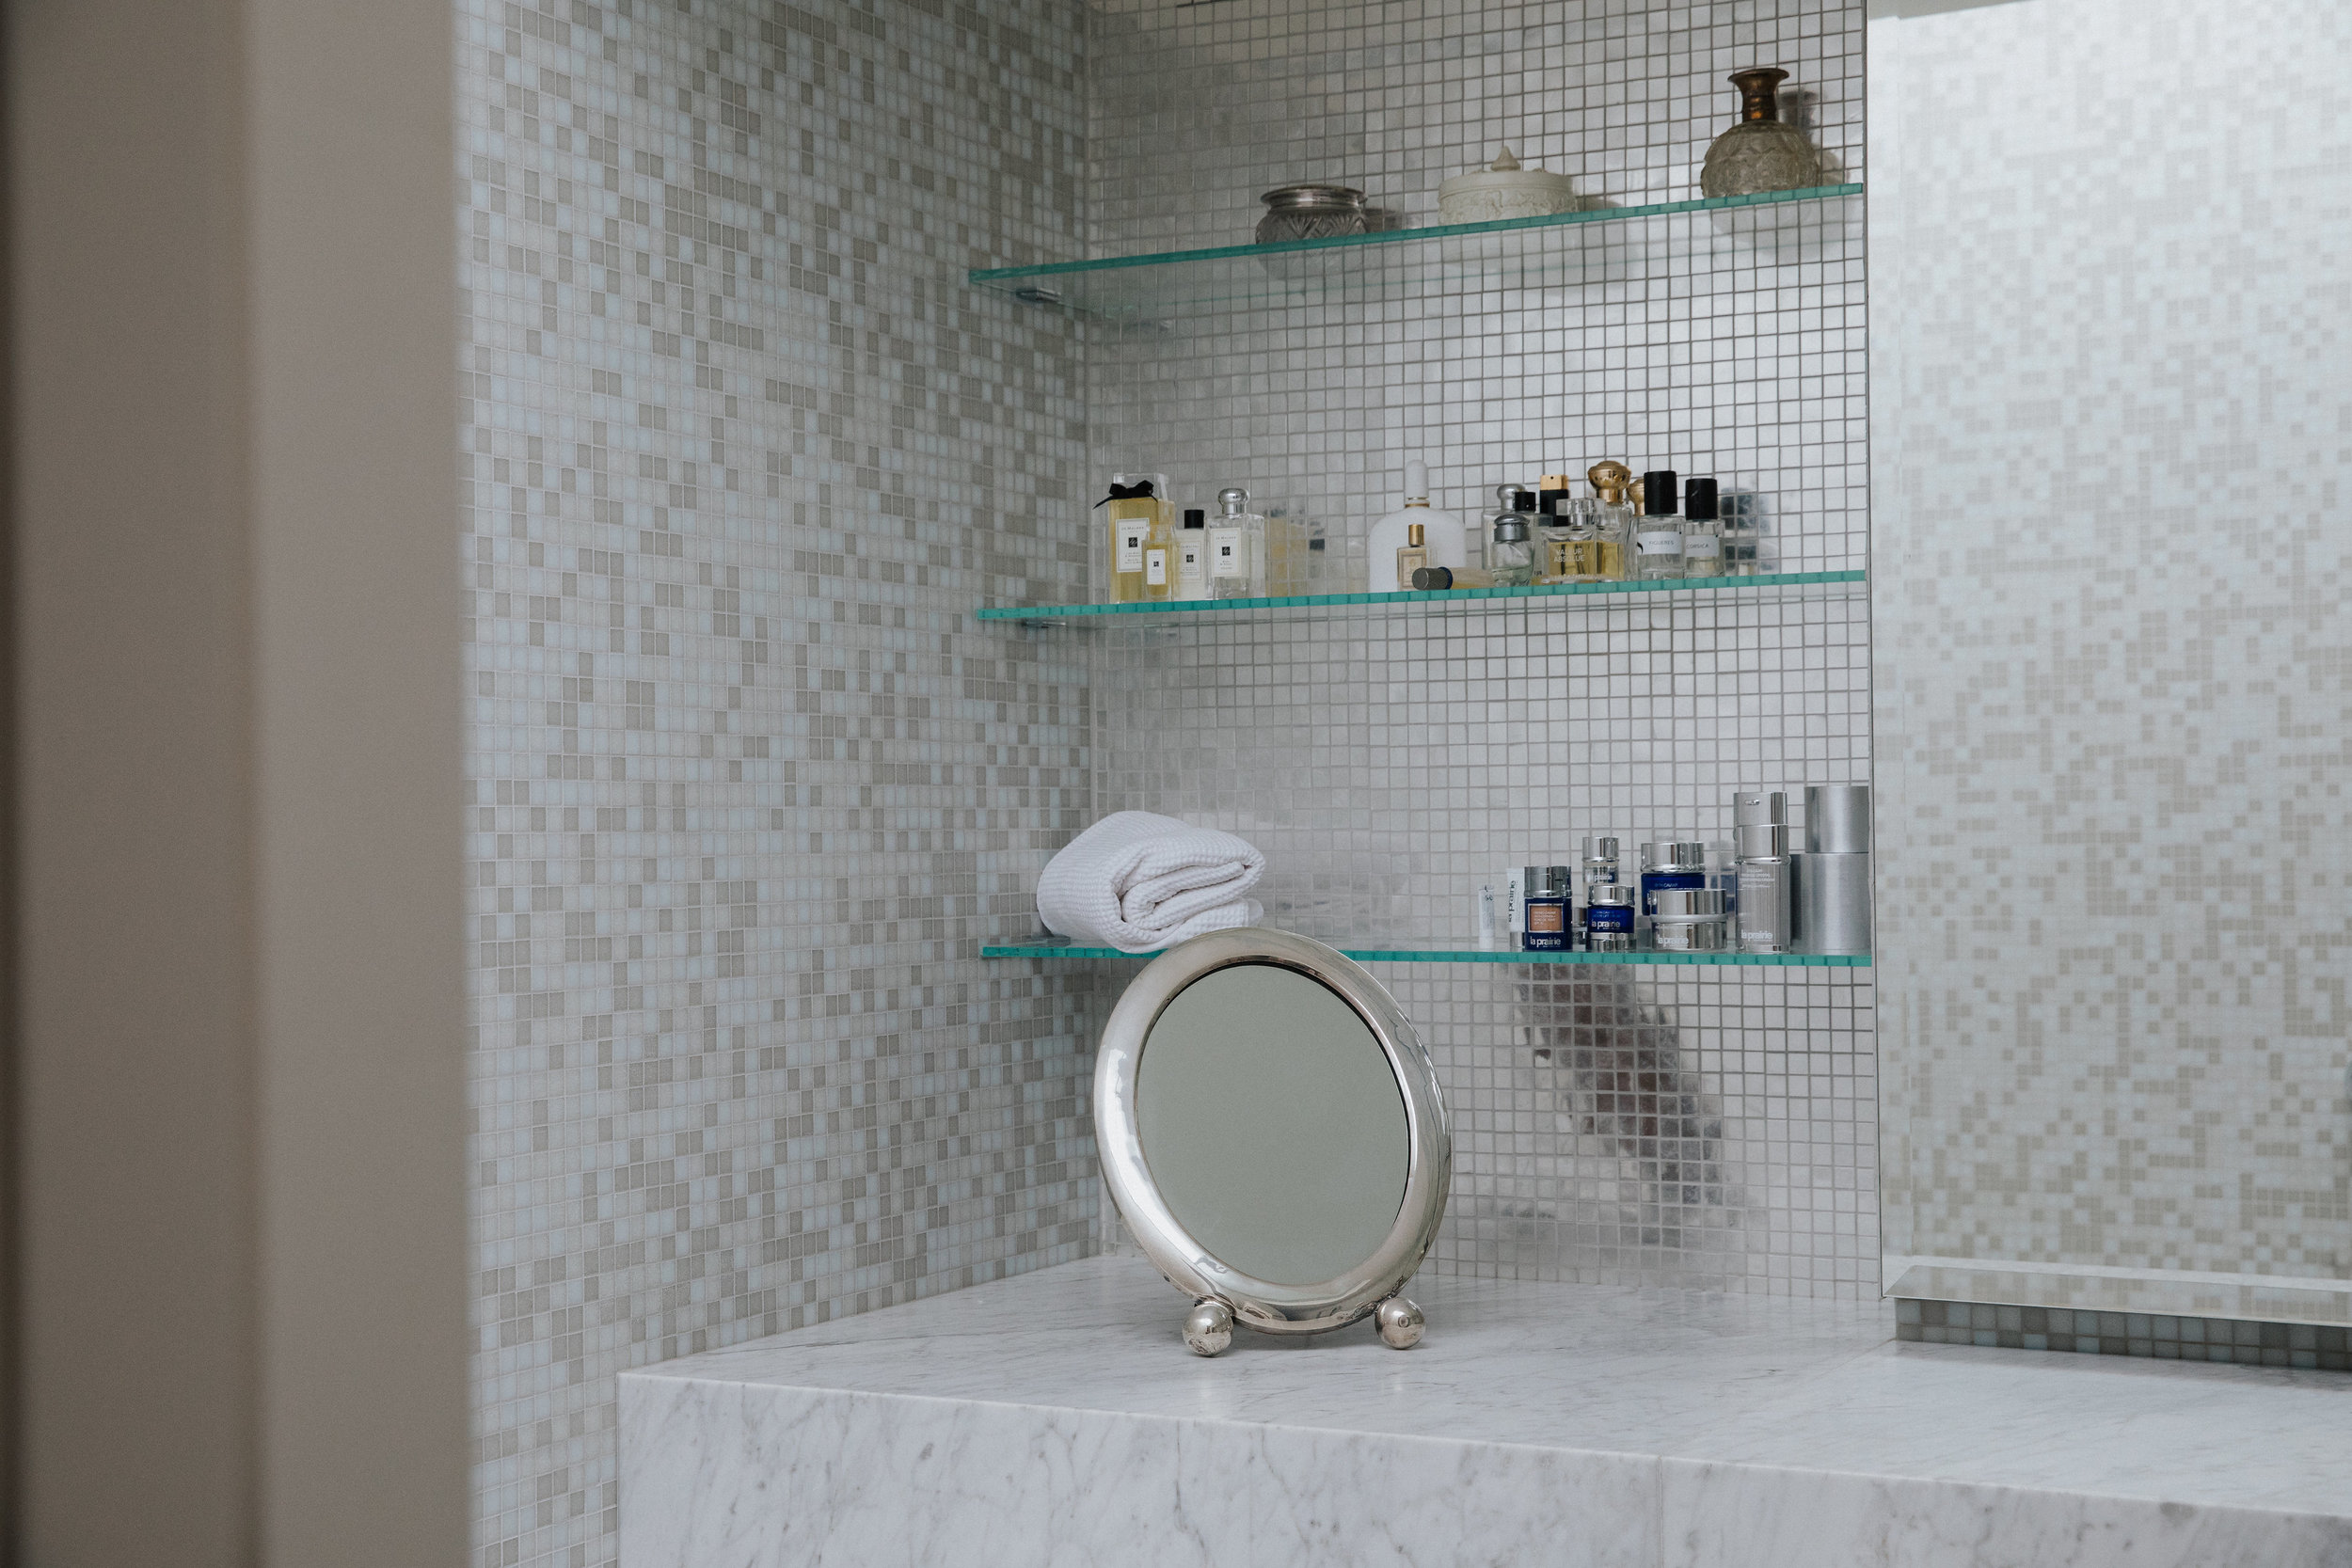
[1872,0,2352,1322]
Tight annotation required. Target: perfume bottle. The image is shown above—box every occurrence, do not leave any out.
[1634,469,1685,580]
[1101,473,1170,604]
[1368,459,1466,594]
[1175,508,1211,601]
[1680,477,1724,581]
[1700,68,1823,199]
[1490,506,1534,587]
[1410,565,1497,590]
[1209,486,1267,599]
[1395,521,1430,589]
[1574,461,1635,581]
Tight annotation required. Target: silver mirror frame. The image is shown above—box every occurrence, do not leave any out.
[1093,927,1452,1354]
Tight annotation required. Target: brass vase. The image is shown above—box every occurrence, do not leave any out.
[1699,68,1822,198]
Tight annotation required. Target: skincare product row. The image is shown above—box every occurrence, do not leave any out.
[1478,785,1869,956]
[1100,476,1279,602]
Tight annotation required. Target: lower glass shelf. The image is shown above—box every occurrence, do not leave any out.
[977,569,1862,624]
[982,942,1867,969]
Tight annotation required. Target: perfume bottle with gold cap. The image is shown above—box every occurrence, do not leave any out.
[1395,520,1430,588]
[1540,462,1632,582]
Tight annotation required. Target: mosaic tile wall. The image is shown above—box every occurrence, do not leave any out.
[1871,0,2352,1320]
[1018,0,1881,1295]
[456,1,1098,1563]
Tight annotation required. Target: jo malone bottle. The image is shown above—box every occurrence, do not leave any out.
[1174,508,1212,601]
[1395,521,1430,588]
[1680,477,1723,580]
[1101,473,1170,603]
[1209,486,1267,599]
[1634,469,1686,580]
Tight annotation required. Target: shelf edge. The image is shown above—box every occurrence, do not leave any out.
[977,570,1865,621]
[968,182,1866,286]
[980,943,1869,968]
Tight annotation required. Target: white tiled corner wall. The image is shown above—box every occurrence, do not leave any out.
[462,0,1869,1563]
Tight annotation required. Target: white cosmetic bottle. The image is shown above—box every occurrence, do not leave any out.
[1367,458,1467,593]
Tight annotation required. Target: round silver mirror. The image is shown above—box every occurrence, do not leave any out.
[1093,928,1451,1355]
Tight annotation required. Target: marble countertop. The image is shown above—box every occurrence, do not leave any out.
[631,1254,2352,1521]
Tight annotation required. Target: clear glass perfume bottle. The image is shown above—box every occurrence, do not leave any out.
[1680,477,1724,580]
[1490,514,1534,586]
[1209,486,1267,599]
[1102,472,1170,604]
[1581,462,1634,581]
[1634,468,1685,581]
[1487,484,1535,587]
[1175,508,1212,600]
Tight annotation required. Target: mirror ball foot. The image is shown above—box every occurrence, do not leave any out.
[1183,1297,1234,1356]
[1374,1295,1424,1350]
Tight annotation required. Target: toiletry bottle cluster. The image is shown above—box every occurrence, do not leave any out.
[1479,785,1870,957]
[1406,462,1752,593]
[1100,474,1278,603]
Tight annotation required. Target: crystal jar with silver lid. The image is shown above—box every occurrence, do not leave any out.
[1256,184,1369,245]
[1489,484,1535,586]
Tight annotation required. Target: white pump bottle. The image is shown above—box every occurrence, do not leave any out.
[1366,458,1467,593]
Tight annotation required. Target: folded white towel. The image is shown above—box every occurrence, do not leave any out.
[1036,811,1267,954]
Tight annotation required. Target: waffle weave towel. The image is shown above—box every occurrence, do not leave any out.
[1035,811,1266,954]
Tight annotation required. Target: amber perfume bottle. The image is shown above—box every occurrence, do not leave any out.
[1567,461,1634,582]
[1700,68,1823,198]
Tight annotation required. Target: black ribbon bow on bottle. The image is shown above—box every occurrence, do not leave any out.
[1094,480,1156,508]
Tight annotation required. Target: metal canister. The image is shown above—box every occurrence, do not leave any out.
[1650,886,1730,952]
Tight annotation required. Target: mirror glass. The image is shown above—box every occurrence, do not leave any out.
[1135,962,1408,1286]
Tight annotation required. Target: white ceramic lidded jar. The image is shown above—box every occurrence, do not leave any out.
[1438,148,1578,224]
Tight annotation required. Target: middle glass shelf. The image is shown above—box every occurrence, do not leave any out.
[977,569,1863,625]
[984,942,1868,969]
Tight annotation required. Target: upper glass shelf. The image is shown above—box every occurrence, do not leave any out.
[968,184,1862,323]
[977,569,1863,625]
[983,941,1867,970]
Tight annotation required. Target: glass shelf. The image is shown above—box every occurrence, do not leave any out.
[982,942,1867,969]
[977,569,1863,624]
[968,184,1862,323]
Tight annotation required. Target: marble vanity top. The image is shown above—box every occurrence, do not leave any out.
[621,1255,2352,1566]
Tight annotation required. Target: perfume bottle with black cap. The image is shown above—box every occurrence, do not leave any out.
[1680,477,1723,580]
[1634,469,1685,581]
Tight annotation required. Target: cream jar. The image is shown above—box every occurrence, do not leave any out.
[1438,148,1578,224]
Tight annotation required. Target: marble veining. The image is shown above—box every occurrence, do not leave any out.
[620,1258,2352,1567]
